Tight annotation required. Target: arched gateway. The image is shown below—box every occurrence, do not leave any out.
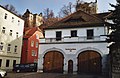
[78,50,102,74]
[43,51,64,73]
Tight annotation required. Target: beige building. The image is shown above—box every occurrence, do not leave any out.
[22,9,43,28]
[76,0,97,14]
[0,5,24,71]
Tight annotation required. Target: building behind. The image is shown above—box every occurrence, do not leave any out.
[38,10,110,74]
[0,5,24,70]
[22,9,43,28]
[76,0,97,14]
[21,9,44,64]
[21,27,43,64]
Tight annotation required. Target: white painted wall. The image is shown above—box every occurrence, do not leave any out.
[0,6,24,70]
[45,27,106,38]
[38,42,109,73]
[38,25,109,74]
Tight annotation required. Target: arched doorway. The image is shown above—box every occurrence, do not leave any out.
[68,60,73,73]
[43,51,64,73]
[78,50,102,74]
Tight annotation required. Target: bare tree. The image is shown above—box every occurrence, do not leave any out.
[43,8,54,19]
[58,2,73,18]
[4,4,18,14]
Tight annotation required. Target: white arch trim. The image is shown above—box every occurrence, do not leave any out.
[76,47,103,58]
[42,47,66,58]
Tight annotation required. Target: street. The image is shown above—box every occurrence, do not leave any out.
[5,72,106,78]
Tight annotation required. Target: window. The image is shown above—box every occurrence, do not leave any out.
[14,46,17,52]
[10,30,12,36]
[36,42,39,48]
[87,29,94,39]
[31,41,34,47]
[36,34,39,39]
[71,30,77,37]
[4,13,7,19]
[0,42,3,51]
[32,50,37,56]
[12,17,14,22]
[0,59,2,67]
[13,60,16,67]
[6,60,9,67]
[2,27,5,33]
[7,44,11,52]
[16,32,18,38]
[56,31,62,41]
[18,20,20,25]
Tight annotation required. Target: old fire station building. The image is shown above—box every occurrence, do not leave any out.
[38,9,110,74]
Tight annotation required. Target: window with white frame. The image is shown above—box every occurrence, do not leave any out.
[71,30,77,37]
[0,42,3,51]
[16,32,18,38]
[36,34,39,39]
[4,13,7,19]
[31,41,34,47]
[10,30,12,36]
[14,46,17,52]
[12,17,14,22]
[36,42,38,48]
[32,50,37,56]
[18,20,20,25]
[87,29,94,39]
[7,44,11,52]
[2,27,5,33]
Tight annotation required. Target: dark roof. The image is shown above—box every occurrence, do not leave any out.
[93,12,111,20]
[45,10,106,29]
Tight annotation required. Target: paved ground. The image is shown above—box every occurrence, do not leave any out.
[5,72,108,78]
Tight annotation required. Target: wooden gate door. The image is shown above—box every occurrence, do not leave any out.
[68,60,73,73]
[43,51,64,73]
[78,50,101,74]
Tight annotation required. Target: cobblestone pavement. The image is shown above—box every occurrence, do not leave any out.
[5,72,107,78]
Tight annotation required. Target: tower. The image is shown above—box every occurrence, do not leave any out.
[22,9,43,28]
[76,0,98,14]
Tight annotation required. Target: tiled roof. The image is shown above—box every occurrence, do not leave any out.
[23,27,41,38]
[93,12,111,20]
[45,10,106,29]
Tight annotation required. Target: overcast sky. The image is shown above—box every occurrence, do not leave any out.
[0,0,116,16]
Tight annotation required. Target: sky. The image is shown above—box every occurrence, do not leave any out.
[0,0,116,16]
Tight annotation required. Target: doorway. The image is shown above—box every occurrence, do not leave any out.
[68,60,73,73]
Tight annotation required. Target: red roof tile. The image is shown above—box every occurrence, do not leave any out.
[23,27,41,38]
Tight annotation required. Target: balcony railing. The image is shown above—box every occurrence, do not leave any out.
[40,36,107,43]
